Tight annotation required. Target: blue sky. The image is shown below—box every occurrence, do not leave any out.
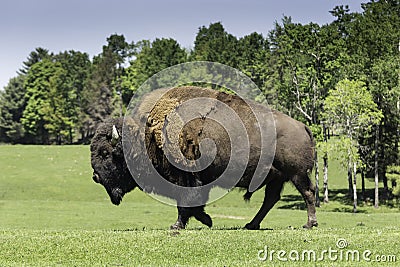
[0,0,365,90]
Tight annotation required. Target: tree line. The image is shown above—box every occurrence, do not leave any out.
[0,0,399,207]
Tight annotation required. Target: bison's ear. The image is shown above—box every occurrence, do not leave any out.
[111,125,120,146]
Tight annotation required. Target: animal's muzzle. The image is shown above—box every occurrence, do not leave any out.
[109,188,123,205]
[92,172,100,183]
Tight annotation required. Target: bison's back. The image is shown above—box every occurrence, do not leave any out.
[131,86,314,190]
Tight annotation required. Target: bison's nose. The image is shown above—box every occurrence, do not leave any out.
[92,173,100,183]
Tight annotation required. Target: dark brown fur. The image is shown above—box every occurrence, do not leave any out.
[90,86,318,229]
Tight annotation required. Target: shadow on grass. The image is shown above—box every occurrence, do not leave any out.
[278,188,399,213]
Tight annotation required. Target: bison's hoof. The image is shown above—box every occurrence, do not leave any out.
[170,222,186,230]
[194,213,213,228]
[244,223,260,230]
[303,221,318,229]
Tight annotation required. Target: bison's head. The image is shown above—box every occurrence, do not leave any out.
[90,118,137,205]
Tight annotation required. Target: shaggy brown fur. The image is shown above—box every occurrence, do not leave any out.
[90,86,318,230]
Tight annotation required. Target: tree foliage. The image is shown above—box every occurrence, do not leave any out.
[191,22,239,67]
[0,75,28,143]
[324,79,382,137]
[121,38,187,100]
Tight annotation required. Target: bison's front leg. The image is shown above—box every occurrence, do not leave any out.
[170,206,212,230]
[170,207,190,230]
[193,206,213,227]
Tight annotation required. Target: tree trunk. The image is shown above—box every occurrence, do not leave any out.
[378,119,389,200]
[361,169,366,201]
[353,161,357,213]
[397,100,399,165]
[314,150,320,207]
[322,124,329,203]
[348,162,353,197]
[382,172,389,200]
[323,152,329,203]
[69,127,73,144]
[374,124,379,208]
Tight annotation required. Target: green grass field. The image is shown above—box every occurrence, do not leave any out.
[1,145,399,266]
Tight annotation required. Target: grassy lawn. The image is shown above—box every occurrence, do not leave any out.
[1,145,399,266]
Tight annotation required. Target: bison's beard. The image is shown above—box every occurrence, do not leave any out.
[108,188,124,205]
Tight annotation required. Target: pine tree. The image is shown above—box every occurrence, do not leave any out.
[0,75,29,143]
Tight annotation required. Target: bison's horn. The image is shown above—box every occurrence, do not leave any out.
[111,125,120,146]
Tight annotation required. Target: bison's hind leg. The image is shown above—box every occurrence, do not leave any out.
[243,191,253,201]
[244,178,285,230]
[291,175,318,229]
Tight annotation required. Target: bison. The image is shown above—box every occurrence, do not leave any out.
[90,86,318,230]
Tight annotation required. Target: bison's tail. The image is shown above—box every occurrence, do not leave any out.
[304,125,316,170]
[304,125,315,146]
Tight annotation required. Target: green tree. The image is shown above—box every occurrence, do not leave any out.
[327,1,400,206]
[323,79,383,212]
[104,34,132,115]
[236,32,272,102]
[267,17,347,204]
[54,50,91,143]
[0,75,29,143]
[21,59,66,144]
[268,17,335,124]
[79,59,115,141]
[19,47,52,74]
[341,0,400,204]
[369,56,400,200]
[79,35,130,141]
[1,48,56,144]
[121,38,187,101]
[191,22,239,67]
[42,66,76,144]
[20,51,92,144]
